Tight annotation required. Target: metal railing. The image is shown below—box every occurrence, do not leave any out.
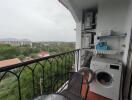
[0,49,80,100]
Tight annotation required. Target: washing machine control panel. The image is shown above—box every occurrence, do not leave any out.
[110,64,119,70]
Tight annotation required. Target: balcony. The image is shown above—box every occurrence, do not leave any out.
[0,49,81,100]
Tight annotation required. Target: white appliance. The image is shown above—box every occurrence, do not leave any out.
[90,56,122,100]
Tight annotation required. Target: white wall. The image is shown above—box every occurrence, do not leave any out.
[123,0,132,99]
[123,0,132,65]
[97,0,129,34]
[96,0,130,64]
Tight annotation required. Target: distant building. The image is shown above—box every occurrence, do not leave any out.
[0,58,21,68]
[38,51,50,58]
[0,38,32,46]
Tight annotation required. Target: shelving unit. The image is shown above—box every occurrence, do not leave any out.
[94,33,127,55]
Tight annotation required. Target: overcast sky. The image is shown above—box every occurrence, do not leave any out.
[0,0,76,42]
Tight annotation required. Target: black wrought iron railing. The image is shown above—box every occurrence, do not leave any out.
[0,49,80,100]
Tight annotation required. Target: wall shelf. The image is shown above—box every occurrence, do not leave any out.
[85,49,124,55]
[97,33,127,40]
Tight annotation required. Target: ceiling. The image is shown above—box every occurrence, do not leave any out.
[59,0,125,22]
[61,0,124,10]
[69,0,109,10]
[58,0,105,22]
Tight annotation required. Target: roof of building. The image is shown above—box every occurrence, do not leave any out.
[0,58,21,68]
[38,51,50,57]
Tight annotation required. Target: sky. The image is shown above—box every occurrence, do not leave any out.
[0,0,76,42]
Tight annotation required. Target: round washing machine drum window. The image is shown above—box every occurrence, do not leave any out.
[96,72,112,86]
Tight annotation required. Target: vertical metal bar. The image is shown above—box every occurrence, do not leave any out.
[17,77,21,100]
[51,60,53,93]
[66,54,68,80]
[128,73,132,100]
[60,56,64,81]
[32,70,35,97]
[64,54,67,81]
[77,50,80,71]
[68,53,71,71]
[48,59,53,93]
[71,52,75,71]
[52,58,57,92]
[8,71,22,100]
[62,56,64,82]
[17,66,27,100]
[0,72,7,82]
[42,67,44,94]
[65,54,68,79]
[70,53,72,71]
[59,56,63,85]
[73,52,75,70]
[56,58,59,90]
[37,62,45,94]
[26,65,36,98]
[32,63,38,97]
[73,51,75,66]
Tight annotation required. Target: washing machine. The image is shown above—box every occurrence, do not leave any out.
[90,56,122,100]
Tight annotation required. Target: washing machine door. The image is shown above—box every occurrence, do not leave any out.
[95,70,113,87]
